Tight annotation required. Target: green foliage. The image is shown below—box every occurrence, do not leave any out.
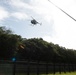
[0,26,22,60]
[0,26,76,63]
[18,38,76,63]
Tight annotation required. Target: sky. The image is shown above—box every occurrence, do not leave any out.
[0,0,76,49]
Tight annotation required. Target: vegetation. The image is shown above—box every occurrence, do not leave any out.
[44,72,76,75]
[15,72,76,75]
[0,26,76,64]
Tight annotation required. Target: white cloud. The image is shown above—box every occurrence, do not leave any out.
[42,0,76,49]
[11,12,29,20]
[9,0,33,9]
[42,36,52,42]
[9,0,54,23]
[42,34,76,49]
[41,0,76,49]
[0,6,9,21]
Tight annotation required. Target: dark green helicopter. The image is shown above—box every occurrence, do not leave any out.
[30,16,42,25]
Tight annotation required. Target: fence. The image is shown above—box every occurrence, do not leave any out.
[0,60,76,75]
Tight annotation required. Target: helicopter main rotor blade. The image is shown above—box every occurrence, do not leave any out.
[31,16,34,19]
[48,0,76,21]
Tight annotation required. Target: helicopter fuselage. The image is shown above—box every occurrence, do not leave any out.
[31,19,38,25]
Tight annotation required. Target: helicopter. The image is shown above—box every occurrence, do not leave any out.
[30,16,42,26]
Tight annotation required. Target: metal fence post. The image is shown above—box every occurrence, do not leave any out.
[63,63,66,73]
[46,62,48,75]
[27,60,30,75]
[68,63,70,72]
[37,61,39,75]
[53,62,55,75]
[13,61,16,75]
[59,63,61,74]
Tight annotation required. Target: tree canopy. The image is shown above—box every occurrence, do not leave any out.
[0,26,76,64]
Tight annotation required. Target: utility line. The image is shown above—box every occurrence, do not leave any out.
[48,0,76,21]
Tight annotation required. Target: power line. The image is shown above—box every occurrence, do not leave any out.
[48,0,76,21]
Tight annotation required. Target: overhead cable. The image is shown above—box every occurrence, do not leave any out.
[48,0,76,21]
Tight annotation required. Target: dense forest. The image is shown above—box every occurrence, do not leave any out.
[0,26,76,64]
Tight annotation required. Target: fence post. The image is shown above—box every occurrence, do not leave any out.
[72,63,74,72]
[68,63,71,72]
[12,58,16,75]
[63,63,66,73]
[73,63,76,71]
[53,62,55,75]
[13,61,16,75]
[37,61,39,75]
[59,63,61,74]
[46,61,48,75]
[27,60,30,75]
[74,64,76,71]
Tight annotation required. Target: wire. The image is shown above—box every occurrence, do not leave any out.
[48,0,76,21]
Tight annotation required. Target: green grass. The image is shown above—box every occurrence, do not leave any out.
[16,72,76,75]
[41,72,76,75]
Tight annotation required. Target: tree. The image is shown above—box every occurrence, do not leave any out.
[0,26,22,60]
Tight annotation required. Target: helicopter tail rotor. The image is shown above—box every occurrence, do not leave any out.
[38,22,42,25]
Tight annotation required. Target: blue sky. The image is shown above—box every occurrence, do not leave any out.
[0,0,76,49]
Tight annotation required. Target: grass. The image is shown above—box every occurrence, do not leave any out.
[47,72,76,75]
[15,72,76,75]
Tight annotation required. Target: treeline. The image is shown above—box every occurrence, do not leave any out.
[0,26,76,64]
